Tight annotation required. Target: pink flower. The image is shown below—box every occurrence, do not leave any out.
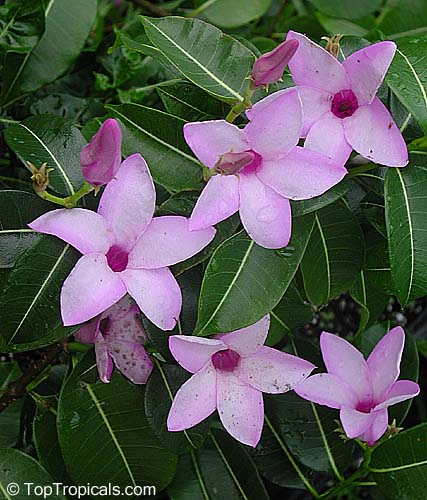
[75,296,153,384]
[29,154,216,330]
[283,31,407,166]
[167,316,315,446]
[185,89,347,249]
[80,118,122,186]
[251,39,299,87]
[295,329,420,445]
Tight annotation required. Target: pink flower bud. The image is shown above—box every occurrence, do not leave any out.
[251,39,299,87]
[214,150,256,175]
[80,118,122,186]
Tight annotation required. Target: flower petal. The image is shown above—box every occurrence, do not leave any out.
[304,112,352,164]
[167,362,217,431]
[29,208,114,255]
[97,153,155,251]
[129,216,216,269]
[189,175,240,231]
[120,267,182,331]
[239,172,292,249]
[340,408,377,439]
[80,118,122,186]
[343,98,408,167]
[102,296,144,343]
[217,315,270,355]
[343,41,396,106]
[374,380,420,411]
[367,326,405,402]
[286,30,349,93]
[74,317,99,344]
[258,146,347,201]
[61,254,126,326]
[109,340,153,384]
[238,346,315,394]
[298,86,333,137]
[94,332,114,383]
[169,335,226,373]
[184,121,248,168]
[320,332,372,403]
[217,372,264,447]
[295,373,358,409]
[359,408,388,445]
[244,89,302,159]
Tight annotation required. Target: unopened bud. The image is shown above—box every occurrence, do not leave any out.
[214,151,255,175]
[29,162,54,193]
[80,118,122,186]
[322,34,343,59]
[251,39,299,88]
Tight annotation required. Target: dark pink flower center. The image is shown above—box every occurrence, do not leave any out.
[212,349,241,372]
[241,150,262,175]
[331,89,358,118]
[215,150,262,176]
[356,401,375,414]
[106,245,128,272]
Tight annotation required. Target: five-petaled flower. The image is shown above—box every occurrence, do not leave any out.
[167,315,315,446]
[185,89,347,249]
[29,154,216,330]
[80,118,123,186]
[75,296,153,384]
[295,329,420,445]
[282,31,407,167]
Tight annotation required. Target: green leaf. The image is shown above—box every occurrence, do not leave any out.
[357,323,419,425]
[168,429,269,500]
[57,352,178,491]
[0,362,23,448]
[1,0,97,107]
[0,449,67,500]
[308,0,381,19]
[0,0,45,54]
[141,16,255,103]
[300,201,365,306]
[196,214,315,336]
[107,103,202,192]
[292,179,350,217]
[145,363,210,454]
[378,0,427,39]
[194,0,272,29]
[4,115,86,197]
[386,35,427,134]
[385,162,427,305]
[370,424,427,499]
[0,234,78,352]
[158,81,227,121]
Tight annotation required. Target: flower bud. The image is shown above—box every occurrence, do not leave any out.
[28,162,54,193]
[251,39,299,88]
[214,151,255,175]
[80,118,122,186]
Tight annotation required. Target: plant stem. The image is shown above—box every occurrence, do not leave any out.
[37,181,94,208]
[347,162,378,178]
[225,84,254,123]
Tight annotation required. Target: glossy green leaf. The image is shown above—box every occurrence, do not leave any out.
[0,233,78,352]
[145,363,210,454]
[196,214,315,336]
[292,179,350,217]
[195,0,272,28]
[386,35,427,134]
[57,352,178,491]
[0,449,66,500]
[168,429,269,500]
[378,0,427,39]
[370,424,427,499]
[107,103,202,192]
[0,362,23,448]
[308,0,381,19]
[4,115,86,197]
[385,163,427,305]
[358,323,419,425]
[1,0,97,107]
[158,82,227,121]
[300,201,365,306]
[141,16,255,103]
[0,0,45,53]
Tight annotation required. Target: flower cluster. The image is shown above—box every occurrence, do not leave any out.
[28,31,418,449]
